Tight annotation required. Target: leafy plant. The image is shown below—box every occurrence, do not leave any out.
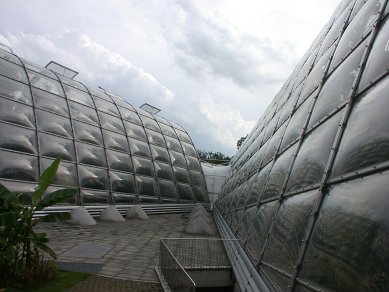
[0,158,77,287]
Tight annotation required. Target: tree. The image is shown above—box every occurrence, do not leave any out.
[236,135,247,149]
[197,149,231,164]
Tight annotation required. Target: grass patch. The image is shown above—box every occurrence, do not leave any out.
[4,270,91,291]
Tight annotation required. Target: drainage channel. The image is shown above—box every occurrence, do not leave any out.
[157,238,238,292]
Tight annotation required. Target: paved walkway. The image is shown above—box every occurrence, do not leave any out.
[35,213,219,284]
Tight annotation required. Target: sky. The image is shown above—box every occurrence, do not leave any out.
[0,0,340,156]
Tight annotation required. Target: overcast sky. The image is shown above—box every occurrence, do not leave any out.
[0,0,340,156]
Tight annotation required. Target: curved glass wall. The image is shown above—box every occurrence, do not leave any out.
[0,50,208,205]
[216,0,389,291]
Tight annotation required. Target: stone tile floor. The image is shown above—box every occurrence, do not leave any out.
[35,213,219,283]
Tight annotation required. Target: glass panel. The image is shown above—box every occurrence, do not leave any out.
[88,87,112,102]
[23,59,57,78]
[189,170,205,186]
[103,130,129,152]
[129,139,151,158]
[245,201,279,264]
[110,171,136,194]
[287,113,342,192]
[177,183,194,201]
[41,158,77,187]
[63,84,93,107]
[186,156,202,171]
[332,0,383,68]
[99,112,125,134]
[279,83,303,124]
[260,266,290,292]
[106,150,133,173]
[138,196,159,203]
[262,190,319,274]
[171,121,185,132]
[247,140,269,177]
[73,121,103,146]
[261,144,297,201]
[93,96,119,117]
[150,145,171,164]
[0,150,38,182]
[113,193,136,204]
[28,70,64,96]
[0,49,22,64]
[159,123,178,138]
[165,136,183,152]
[358,17,389,91]
[69,101,99,126]
[332,77,389,177]
[173,166,190,183]
[317,6,351,59]
[32,88,68,116]
[57,74,86,91]
[114,98,133,109]
[236,206,257,241]
[81,189,109,205]
[0,97,34,128]
[78,165,108,190]
[146,129,166,147]
[0,122,37,154]
[170,150,187,167]
[0,58,28,82]
[176,130,192,143]
[192,186,208,202]
[0,179,36,204]
[158,180,177,199]
[124,121,147,141]
[132,156,154,176]
[136,176,157,197]
[299,171,389,291]
[76,142,106,167]
[262,122,287,165]
[36,109,72,138]
[309,39,367,128]
[39,133,75,161]
[154,161,174,180]
[280,98,313,151]
[246,164,271,206]
[298,46,334,102]
[119,107,142,125]
[181,142,197,157]
[140,115,160,131]
[0,75,32,104]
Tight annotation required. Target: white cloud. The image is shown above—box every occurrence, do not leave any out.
[0,0,341,156]
[0,31,175,108]
[199,97,255,149]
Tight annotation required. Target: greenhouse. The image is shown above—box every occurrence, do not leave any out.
[0,0,388,291]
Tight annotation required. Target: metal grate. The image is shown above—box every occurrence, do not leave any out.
[159,238,237,291]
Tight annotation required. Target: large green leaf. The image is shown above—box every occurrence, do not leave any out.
[0,184,22,211]
[35,188,76,211]
[40,212,71,222]
[32,158,61,206]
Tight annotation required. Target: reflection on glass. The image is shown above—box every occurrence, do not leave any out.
[332,77,389,177]
[299,171,389,291]
[262,190,318,275]
[287,113,341,192]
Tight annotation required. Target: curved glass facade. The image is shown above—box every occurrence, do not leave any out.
[216,0,389,290]
[0,49,208,205]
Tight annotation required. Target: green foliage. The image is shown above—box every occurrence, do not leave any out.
[197,149,231,164]
[236,135,247,149]
[4,269,91,291]
[0,158,77,287]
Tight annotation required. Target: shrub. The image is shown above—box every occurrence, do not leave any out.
[0,158,76,287]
